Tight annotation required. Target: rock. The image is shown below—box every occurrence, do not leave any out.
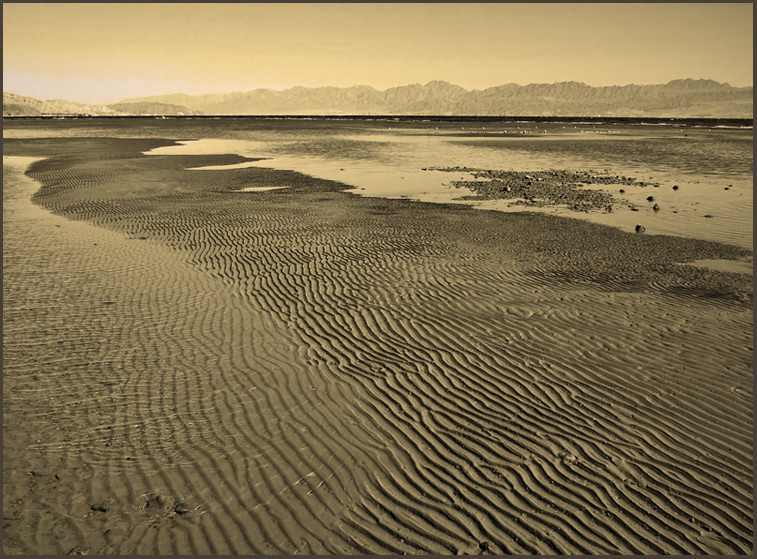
[672,185,679,190]
[653,204,660,211]
[635,225,645,233]
[647,196,655,201]
[619,189,625,194]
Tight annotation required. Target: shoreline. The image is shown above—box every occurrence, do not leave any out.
[3,138,753,554]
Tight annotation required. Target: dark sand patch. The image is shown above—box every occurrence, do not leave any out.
[3,138,753,555]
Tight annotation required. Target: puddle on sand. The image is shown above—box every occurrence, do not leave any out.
[236,186,289,192]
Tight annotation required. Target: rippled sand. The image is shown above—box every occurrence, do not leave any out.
[3,138,753,555]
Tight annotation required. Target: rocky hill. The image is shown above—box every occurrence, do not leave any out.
[120,79,752,117]
[5,79,752,117]
[105,102,201,116]
[2,92,199,116]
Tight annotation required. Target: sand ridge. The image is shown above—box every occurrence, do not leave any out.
[2,138,753,554]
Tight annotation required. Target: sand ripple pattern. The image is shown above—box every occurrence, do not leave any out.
[3,145,752,555]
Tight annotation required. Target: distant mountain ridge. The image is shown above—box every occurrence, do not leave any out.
[2,92,200,116]
[120,79,752,118]
[4,79,753,117]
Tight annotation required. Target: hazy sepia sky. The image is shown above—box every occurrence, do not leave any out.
[3,3,753,103]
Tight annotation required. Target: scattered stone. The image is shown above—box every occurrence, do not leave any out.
[434,168,648,212]
[635,225,645,233]
[653,204,660,212]
[619,189,625,194]
[173,502,192,515]
[704,214,714,218]
[647,196,655,202]
[672,185,679,190]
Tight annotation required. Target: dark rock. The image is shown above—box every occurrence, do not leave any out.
[635,225,645,233]
[672,185,679,190]
[647,196,654,202]
[173,502,192,515]
[653,204,660,211]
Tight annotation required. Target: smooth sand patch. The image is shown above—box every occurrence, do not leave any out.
[677,258,753,275]
[3,138,753,555]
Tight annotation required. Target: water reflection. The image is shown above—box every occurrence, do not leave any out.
[5,119,750,249]
[148,126,752,250]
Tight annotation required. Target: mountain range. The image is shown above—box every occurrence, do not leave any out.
[2,93,201,117]
[4,79,753,118]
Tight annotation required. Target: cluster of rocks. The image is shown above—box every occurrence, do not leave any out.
[428,167,658,213]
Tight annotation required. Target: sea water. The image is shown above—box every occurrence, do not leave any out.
[4,117,753,250]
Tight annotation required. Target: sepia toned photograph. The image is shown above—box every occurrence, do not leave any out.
[2,2,753,556]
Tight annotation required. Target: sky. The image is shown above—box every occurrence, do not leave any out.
[3,3,753,104]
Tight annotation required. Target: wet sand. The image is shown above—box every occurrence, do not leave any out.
[3,137,753,555]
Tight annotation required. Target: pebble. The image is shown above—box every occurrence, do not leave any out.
[635,225,645,233]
